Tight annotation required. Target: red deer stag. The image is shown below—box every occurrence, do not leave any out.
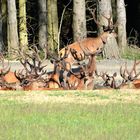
[0,53,20,90]
[15,47,64,90]
[0,53,19,84]
[15,48,49,90]
[119,60,140,89]
[99,60,140,89]
[62,55,95,90]
[99,72,117,89]
[59,8,117,74]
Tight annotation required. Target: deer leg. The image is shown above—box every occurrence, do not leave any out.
[62,70,69,88]
[87,55,97,76]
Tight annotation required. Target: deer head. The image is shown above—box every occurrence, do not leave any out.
[120,60,140,83]
[99,72,117,89]
[14,47,48,90]
[88,8,117,43]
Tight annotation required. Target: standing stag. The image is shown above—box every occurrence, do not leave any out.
[59,8,117,74]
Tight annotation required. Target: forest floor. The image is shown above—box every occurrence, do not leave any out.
[8,58,140,72]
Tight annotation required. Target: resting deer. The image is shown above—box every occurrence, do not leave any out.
[119,60,140,89]
[14,48,49,90]
[59,8,117,74]
[99,72,117,89]
[46,59,62,89]
[61,55,95,90]
[0,54,20,90]
[99,60,140,89]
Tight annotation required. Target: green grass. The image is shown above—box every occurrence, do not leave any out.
[0,91,140,140]
[121,47,140,60]
[96,46,140,60]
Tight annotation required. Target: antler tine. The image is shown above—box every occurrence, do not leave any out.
[129,60,140,80]
[124,62,130,76]
[20,58,33,75]
[119,61,140,82]
[100,72,110,86]
[88,8,101,27]
[33,45,46,63]
[19,49,47,78]
[102,11,113,27]
[14,69,27,82]
[120,64,128,82]
[99,72,117,88]
[99,72,107,82]
[129,60,136,78]
[113,21,118,29]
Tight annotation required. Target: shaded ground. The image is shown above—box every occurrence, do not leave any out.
[7,59,140,73]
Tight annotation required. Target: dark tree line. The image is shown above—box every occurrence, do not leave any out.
[0,0,139,59]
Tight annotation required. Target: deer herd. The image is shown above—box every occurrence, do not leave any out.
[1,43,140,91]
[0,10,140,91]
[0,45,140,91]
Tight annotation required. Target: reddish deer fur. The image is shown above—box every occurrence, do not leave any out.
[3,71,19,83]
[133,79,140,88]
[59,32,115,64]
[59,8,117,73]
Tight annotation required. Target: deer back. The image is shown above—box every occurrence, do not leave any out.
[3,71,19,83]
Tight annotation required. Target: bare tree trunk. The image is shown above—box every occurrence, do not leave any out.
[7,0,19,58]
[98,0,120,59]
[73,0,87,41]
[117,0,127,50]
[0,0,3,52]
[38,0,47,49]
[19,0,28,50]
[2,0,7,52]
[47,0,58,52]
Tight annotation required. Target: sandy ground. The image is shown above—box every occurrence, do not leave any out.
[3,58,140,73]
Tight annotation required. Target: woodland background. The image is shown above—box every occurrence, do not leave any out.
[0,0,140,59]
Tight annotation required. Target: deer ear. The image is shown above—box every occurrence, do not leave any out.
[113,72,117,77]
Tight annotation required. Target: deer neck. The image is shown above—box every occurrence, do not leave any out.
[99,32,109,44]
[100,36,106,44]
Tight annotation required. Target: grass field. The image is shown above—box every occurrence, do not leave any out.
[0,90,140,140]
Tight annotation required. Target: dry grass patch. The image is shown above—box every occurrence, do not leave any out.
[0,89,140,105]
